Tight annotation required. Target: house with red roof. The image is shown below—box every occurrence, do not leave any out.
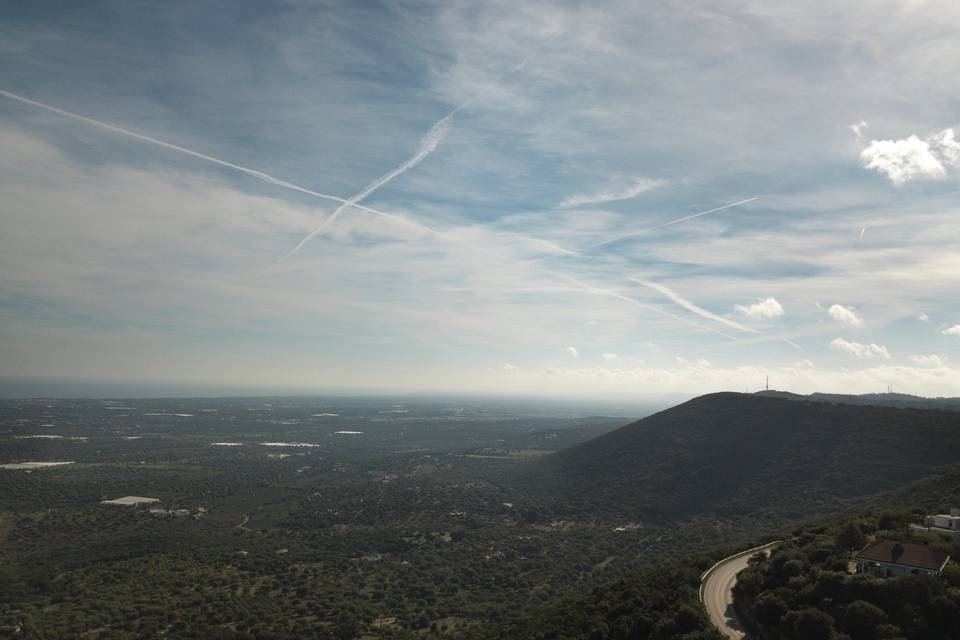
[854,540,950,578]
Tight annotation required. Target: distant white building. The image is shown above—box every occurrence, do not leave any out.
[100,496,160,506]
[854,540,950,578]
[915,508,960,542]
[924,507,960,530]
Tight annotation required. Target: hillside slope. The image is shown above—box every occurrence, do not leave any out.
[512,392,960,521]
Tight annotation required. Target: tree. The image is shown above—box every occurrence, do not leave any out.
[844,600,886,640]
[782,608,838,640]
[836,522,866,551]
[874,623,906,639]
[878,512,908,531]
[754,592,788,627]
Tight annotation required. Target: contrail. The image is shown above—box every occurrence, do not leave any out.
[275,32,566,263]
[0,87,750,343]
[858,226,867,242]
[629,278,760,334]
[0,89,492,260]
[557,275,740,341]
[589,197,759,249]
[0,89,568,280]
[275,111,456,264]
[496,232,581,257]
[0,89,349,206]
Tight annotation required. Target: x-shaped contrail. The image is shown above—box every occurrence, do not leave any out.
[0,86,773,345]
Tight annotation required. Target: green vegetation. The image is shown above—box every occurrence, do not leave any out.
[1,393,958,638]
[735,515,960,640]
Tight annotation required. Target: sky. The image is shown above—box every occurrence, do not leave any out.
[2,0,960,399]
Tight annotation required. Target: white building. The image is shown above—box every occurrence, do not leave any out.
[923,507,960,530]
[916,507,960,542]
[100,495,160,507]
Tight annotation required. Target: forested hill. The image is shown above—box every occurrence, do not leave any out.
[511,392,960,521]
[756,389,960,410]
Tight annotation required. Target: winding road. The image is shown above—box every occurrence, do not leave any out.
[700,541,779,639]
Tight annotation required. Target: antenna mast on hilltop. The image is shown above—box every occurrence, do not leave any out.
[766,375,769,391]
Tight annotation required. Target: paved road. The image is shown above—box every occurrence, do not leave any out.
[701,542,779,640]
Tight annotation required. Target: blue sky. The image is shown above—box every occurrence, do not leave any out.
[2,0,960,398]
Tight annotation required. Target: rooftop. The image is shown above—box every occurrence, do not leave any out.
[855,540,950,572]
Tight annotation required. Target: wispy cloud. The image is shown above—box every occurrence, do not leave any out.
[850,120,869,138]
[734,297,785,319]
[564,346,580,358]
[910,354,944,366]
[560,177,663,208]
[829,338,890,359]
[943,325,960,336]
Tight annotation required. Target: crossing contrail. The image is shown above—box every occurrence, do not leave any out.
[0,88,559,274]
[589,197,759,249]
[0,89,350,206]
[0,87,750,343]
[274,111,456,264]
[274,34,566,264]
[0,89,486,255]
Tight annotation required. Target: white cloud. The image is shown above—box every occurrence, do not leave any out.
[910,354,944,367]
[828,304,864,327]
[696,358,712,367]
[560,177,663,208]
[564,346,580,358]
[930,128,960,167]
[943,325,960,336]
[860,128,960,185]
[917,313,930,322]
[829,337,890,359]
[850,120,869,138]
[734,297,785,319]
[601,352,620,362]
[498,363,520,372]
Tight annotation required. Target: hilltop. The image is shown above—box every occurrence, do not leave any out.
[756,389,960,411]
[511,392,960,522]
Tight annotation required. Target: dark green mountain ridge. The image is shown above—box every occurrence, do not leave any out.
[512,392,960,522]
